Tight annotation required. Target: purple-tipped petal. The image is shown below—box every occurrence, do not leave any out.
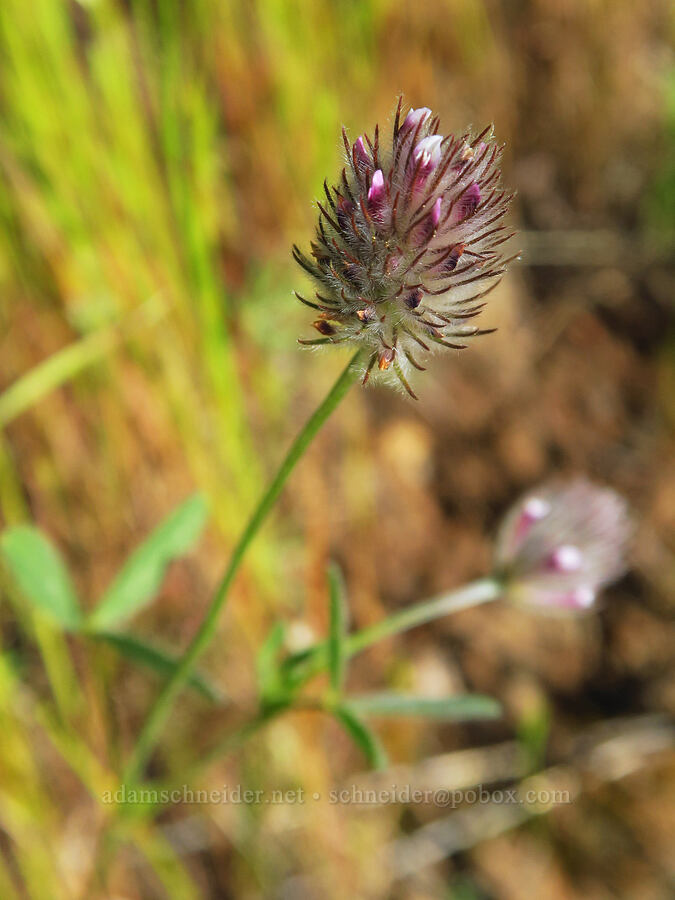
[413,135,444,175]
[548,544,584,573]
[402,107,432,133]
[353,136,371,167]
[499,496,551,557]
[524,585,597,612]
[367,169,386,213]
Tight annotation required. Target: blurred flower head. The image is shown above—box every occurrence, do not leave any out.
[495,479,632,612]
[293,99,516,397]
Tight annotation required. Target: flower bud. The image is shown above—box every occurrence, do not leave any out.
[413,135,444,176]
[408,195,443,247]
[367,169,386,215]
[402,107,432,133]
[495,479,631,612]
[353,135,371,169]
[336,195,356,230]
[451,182,481,224]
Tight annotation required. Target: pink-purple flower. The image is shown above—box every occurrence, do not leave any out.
[495,479,632,612]
[293,99,516,397]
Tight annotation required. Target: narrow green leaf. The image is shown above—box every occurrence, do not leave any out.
[1,526,81,630]
[516,701,551,772]
[327,562,348,692]
[334,706,388,770]
[256,622,287,700]
[89,493,208,630]
[346,693,502,721]
[94,632,224,703]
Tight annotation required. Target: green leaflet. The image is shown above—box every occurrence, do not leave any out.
[89,494,208,630]
[334,706,388,770]
[1,526,82,630]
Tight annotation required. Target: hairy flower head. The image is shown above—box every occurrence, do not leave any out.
[495,479,632,612]
[293,99,516,397]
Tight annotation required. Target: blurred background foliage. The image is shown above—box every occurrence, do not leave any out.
[0,0,674,897]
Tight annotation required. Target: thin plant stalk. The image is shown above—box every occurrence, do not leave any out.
[137,576,503,805]
[123,351,363,785]
[122,713,274,816]
[346,576,502,654]
[283,576,503,685]
[209,578,502,755]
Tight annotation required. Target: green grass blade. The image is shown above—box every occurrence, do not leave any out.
[327,562,348,692]
[0,295,166,429]
[256,621,287,702]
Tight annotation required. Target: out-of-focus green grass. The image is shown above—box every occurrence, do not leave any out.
[0,0,376,624]
[2,0,255,520]
[0,0,383,893]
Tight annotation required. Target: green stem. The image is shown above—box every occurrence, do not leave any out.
[284,576,502,684]
[126,577,501,812]
[347,576,502,653]
[123,351,362,785]
[120,713,273,819]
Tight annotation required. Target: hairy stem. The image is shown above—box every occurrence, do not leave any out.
[128,576,501,809]
[284,576,502,685]
[347,576,502,653]
[123,351,362,785]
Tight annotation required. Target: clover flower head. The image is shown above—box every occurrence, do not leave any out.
[293,99,516,398]
[495,479,632,612]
